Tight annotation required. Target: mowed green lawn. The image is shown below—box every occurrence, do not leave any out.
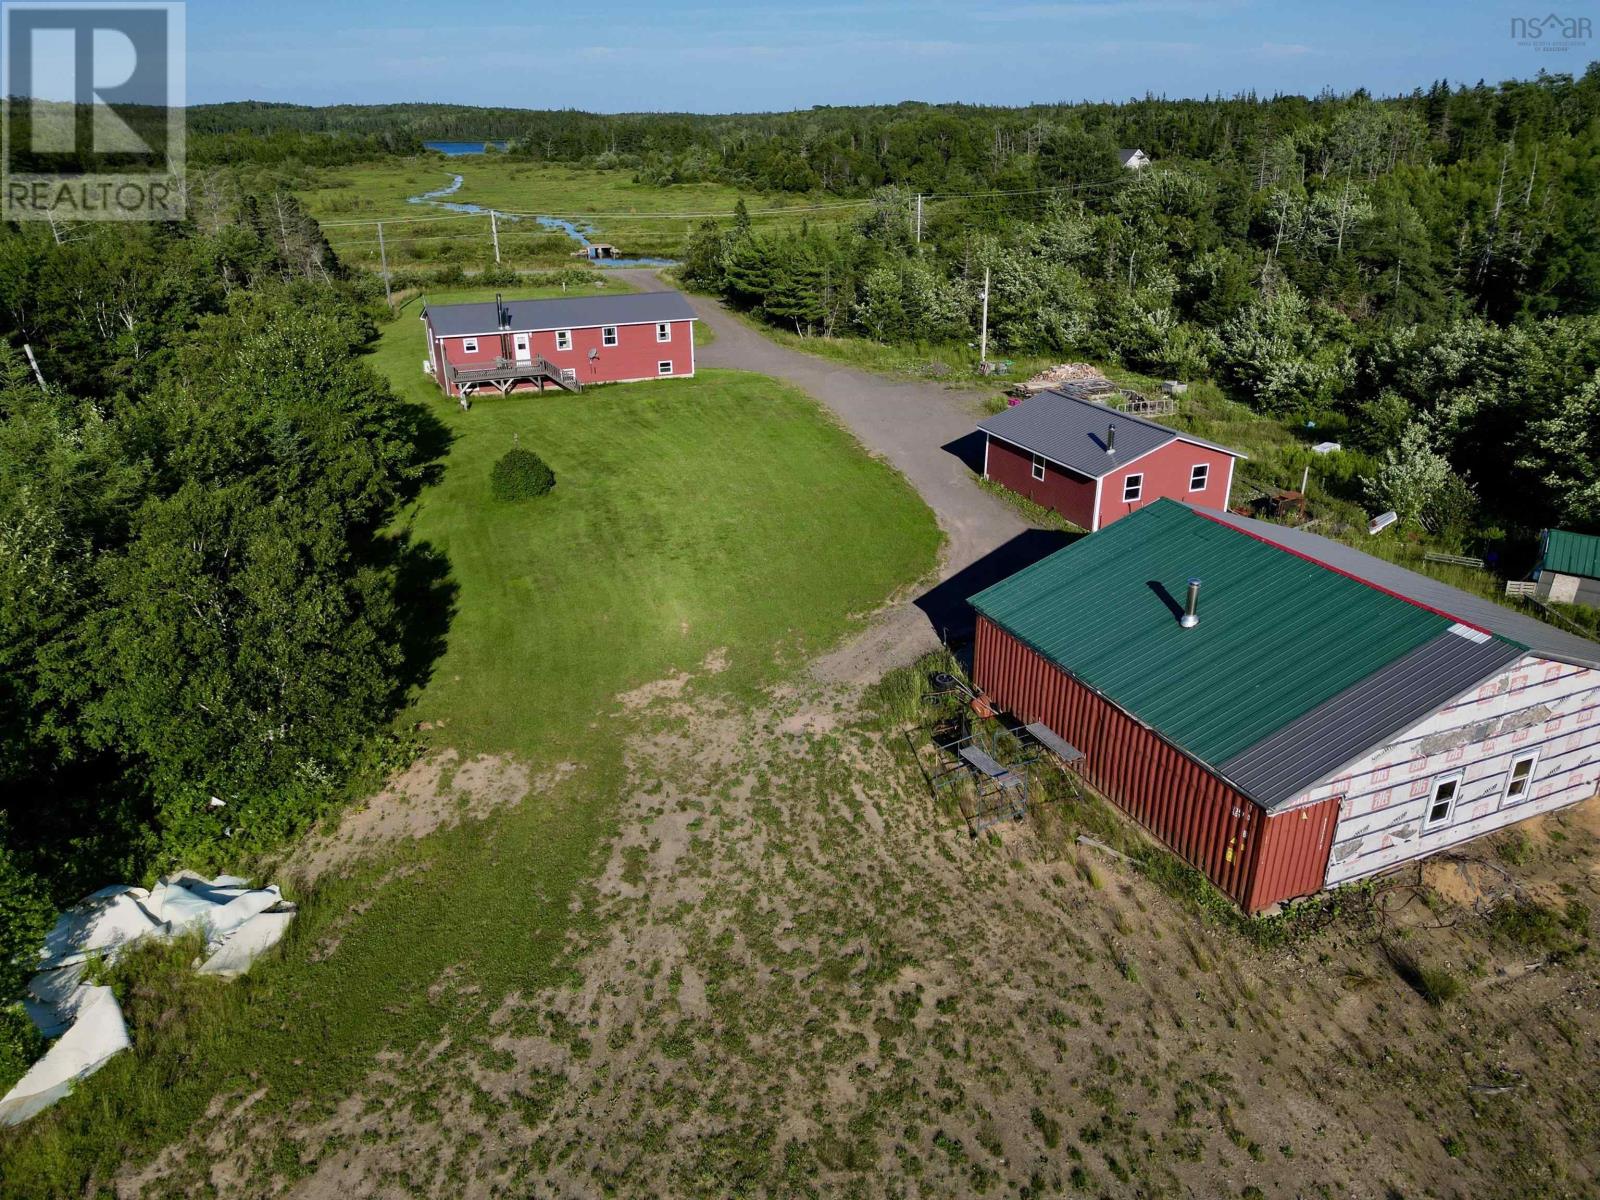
[301,158,855,269]
[0,294,940,1195]
[377,317,940,759]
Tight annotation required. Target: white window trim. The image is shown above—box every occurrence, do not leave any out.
[1188,463,1209,492]
[1031,453,1046,482]
[559,367,577,383]
[1502,751,1539,806]
[658,360,674,376]
[602,326,618,347]
[1423,772,1464,831]
[1122,473,1144,504]
[656,322,672,343]
[462,337,478,353]
[556,330,572,351]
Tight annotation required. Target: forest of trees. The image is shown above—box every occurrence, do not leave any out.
[0,175,449,1025]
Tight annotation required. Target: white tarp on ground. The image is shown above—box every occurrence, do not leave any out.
[0,986,129,1127]
[0,872,295,1127]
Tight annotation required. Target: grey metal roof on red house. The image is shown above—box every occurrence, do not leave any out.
[424,291,697,338]
[978,389,1244,480]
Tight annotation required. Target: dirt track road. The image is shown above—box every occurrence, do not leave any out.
[615,269,1044,682]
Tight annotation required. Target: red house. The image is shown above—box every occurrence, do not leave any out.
[422,291,698,398]
[979,389,1243,530]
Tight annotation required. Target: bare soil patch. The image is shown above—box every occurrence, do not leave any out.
[282,750,564,885]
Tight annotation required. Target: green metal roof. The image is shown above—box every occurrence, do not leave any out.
[968,500,1452,764]
[1541,528,1600,581]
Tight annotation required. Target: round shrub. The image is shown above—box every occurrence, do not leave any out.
[490,447,555,501]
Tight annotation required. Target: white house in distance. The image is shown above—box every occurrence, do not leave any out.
[1118,148,1151,169]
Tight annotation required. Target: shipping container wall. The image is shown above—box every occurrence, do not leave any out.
[973,616,1335,912]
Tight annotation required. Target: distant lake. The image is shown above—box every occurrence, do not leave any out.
[425,140,510,156]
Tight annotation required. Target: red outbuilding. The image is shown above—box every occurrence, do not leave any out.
[422,291,697,398]
[969,501,1600,913]
[979,389,1243,530]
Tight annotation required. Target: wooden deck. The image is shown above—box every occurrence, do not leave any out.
[447,355,581,395]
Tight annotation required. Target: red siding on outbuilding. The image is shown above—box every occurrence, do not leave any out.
[973,615,1337,912]
[984,434,1098,528]
[984,432,1236,531]
[1097,440,1236,528]
[430,317,694,395]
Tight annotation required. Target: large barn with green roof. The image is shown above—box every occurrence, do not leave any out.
[969,500,1600,912]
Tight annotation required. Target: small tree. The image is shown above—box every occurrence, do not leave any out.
[1363,421,1451,527]
[490,447,555,501]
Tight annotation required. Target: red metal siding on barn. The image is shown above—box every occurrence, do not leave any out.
[973,616,1335,911]
[431,318,694,394]
[984,435,1098,528]
[1098,441,1235,529]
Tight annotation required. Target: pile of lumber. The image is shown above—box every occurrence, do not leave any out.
[1011,362,1113,396]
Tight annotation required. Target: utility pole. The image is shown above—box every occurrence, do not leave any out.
[914,193,922,244]
[376,221,392,307]
[490,210,501,264]
[978,267,990,369]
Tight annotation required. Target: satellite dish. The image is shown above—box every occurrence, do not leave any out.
[588,347,599,360]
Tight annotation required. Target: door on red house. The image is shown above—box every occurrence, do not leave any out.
[513,332,531,363]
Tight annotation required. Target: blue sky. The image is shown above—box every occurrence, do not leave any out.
[182,1,1593,111]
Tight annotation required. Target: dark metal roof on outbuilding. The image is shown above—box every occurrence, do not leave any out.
[978,389,1242,480]
[1218,628,1524,810]
[424,291,697,338]
[1199,507,1600,669]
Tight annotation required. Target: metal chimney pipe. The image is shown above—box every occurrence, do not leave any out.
[1180,578,1202,629]
[1106,422,1117,455]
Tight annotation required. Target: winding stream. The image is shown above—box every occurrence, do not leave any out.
[406,173,677,268]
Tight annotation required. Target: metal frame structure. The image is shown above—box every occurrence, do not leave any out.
[905,673,1083,835]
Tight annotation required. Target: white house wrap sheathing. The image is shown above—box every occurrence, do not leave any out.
[1269,654,1600,887]
[0,872,296,1127]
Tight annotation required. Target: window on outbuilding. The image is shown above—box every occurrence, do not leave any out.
[1503,752,1538,804]
[1122,474,1144,503]
[556,330,572,351]
[656,322,672,343]
[1189,463,1209,491]
[1031,453,1046,481]
[1424,774,1462,830]
[462,337,478,353]
[658,360,673,376]
[602,326,618,347]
